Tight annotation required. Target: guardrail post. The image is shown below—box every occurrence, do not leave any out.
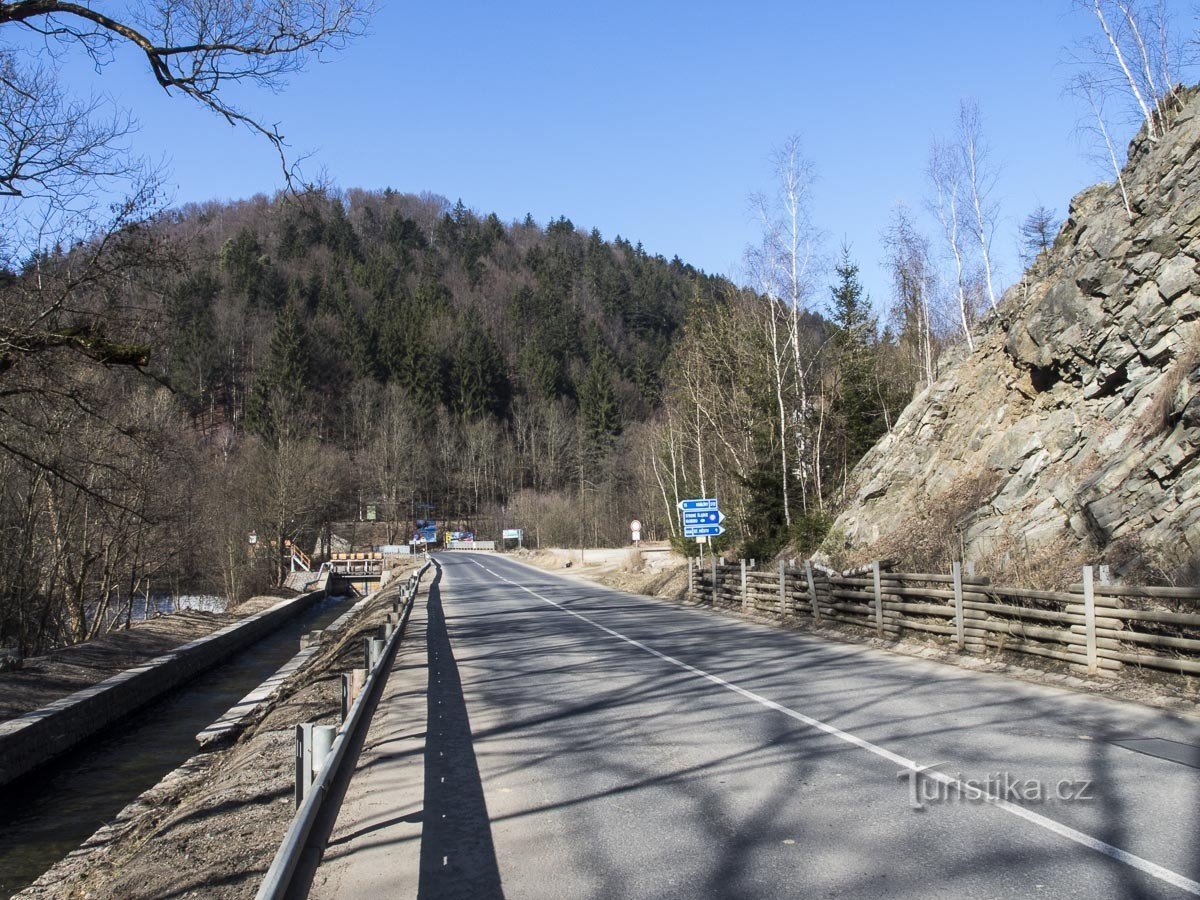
[805,560,820,622]
[295,723,313,807]
[687,558,694,599]
[778,560,786,616]
[370,638,385,670]
[872,561,884,638]
[312,724,336,776]
[952,561,965,651]
[1083,565,1098,676]
[340,673,351,722]
[740,560,748,612]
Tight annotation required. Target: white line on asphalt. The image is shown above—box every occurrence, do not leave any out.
[465,557,1200,897]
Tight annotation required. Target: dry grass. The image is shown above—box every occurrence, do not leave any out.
[869,471,1003,574]
[1137,325,1200,437]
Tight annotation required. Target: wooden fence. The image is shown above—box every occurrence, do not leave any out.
[687,557,1200,679]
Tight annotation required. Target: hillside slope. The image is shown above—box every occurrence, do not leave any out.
[825,88,1200,584]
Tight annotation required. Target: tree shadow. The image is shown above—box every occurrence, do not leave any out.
[418,568,505,899]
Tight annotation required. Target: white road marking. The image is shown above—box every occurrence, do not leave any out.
[464,556,1200,897]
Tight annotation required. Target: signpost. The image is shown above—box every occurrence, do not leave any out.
[677,499,726,563]
[630,519,642,544]
[502,528,524,548]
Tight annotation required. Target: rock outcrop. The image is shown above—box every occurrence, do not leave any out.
[825,87,1200,583]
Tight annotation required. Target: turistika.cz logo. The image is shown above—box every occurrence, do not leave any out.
[899,763,1095,810]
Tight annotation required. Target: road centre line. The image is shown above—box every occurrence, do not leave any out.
[464,557,1200,897]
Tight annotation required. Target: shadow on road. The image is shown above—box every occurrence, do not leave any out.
[418,569,504,900]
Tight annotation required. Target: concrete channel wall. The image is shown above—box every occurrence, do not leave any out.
[0,589,328,789]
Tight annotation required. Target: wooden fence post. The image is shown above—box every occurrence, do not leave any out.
[805,561,821,622]
[872,561,884,638]
[952,561,965,650]
[778,560,787,617]
[740,559,748,612]
[1083,565,1098,676]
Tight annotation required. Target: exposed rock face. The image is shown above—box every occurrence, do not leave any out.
[826,88,1200,581]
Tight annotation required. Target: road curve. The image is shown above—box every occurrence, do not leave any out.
[311,552,1200,900]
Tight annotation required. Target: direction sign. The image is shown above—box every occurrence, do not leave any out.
[681,510,725,527]
[683,523,725,538]
[677,497,718,511]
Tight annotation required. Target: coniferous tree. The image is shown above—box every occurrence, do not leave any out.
[578,354,621,451]
[828,248,884,470]
[450,321,511,419]
[248,300,313,442]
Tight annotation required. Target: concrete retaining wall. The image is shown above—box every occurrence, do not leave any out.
[0,590,326,789]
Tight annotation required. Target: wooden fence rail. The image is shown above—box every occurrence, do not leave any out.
[685,558,1200,679]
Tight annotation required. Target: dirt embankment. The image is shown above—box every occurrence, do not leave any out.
[19,570,420,900]
[511,544,690,599]
[0,596,287,722]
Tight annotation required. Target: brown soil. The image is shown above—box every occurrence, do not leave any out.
[18,566,421,900]
[0,596,287,721]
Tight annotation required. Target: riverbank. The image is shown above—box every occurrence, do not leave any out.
[0,596,287,721]
[16,566,421,899]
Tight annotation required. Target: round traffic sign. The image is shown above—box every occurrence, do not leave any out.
[630,519,642,531]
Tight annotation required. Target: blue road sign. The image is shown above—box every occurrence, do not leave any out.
[677,498,718,511]
[683,524,726,537]
[682,510,726,526]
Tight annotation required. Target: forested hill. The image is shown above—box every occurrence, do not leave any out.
[164,190,730,438]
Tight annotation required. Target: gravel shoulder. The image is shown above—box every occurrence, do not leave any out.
[0,596,288,721]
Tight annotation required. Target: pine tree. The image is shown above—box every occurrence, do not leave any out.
[450,321,510,419]
[828,247,884,469]
[577,354,621,453]
[248,301,313,442]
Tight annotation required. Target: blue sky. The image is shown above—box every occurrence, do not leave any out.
[47,1,1195,310]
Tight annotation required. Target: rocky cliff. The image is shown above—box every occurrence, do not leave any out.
[825,87,1200,585]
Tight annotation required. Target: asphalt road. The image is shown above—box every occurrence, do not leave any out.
[311,552,1200,900]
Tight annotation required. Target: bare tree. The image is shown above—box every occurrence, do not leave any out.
[1072,0,1190,145]
[748,135,824,520]
[1020,205,1060,262]
[927,139,976,351]
[957,100,1000,310]
[883,205,937,389]
[0,0,372,190]
[1071,71,1135,218]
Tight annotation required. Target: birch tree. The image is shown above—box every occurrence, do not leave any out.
[928,140,976,351]
[1072,72,1134,219]
[1073,1,1188,144]
[883,205,938,389]
[748,135,823,521]
[957,101,1000,310]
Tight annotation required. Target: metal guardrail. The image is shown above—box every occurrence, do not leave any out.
[255,557,434,900]
[443,540,497,551]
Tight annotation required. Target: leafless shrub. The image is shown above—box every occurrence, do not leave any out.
[1137,328,1200,437]
[866,470,1003,573]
